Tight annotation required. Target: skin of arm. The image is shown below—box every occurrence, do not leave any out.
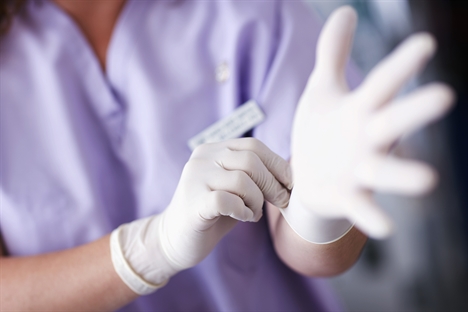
[0,234,138,311]
[266,202,367,277]
[0,207,364,311]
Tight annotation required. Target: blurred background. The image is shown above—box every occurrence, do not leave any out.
[305,1,468,311]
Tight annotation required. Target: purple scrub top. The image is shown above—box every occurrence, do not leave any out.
[0,0,359,310]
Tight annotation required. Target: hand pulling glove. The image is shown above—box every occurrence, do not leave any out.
[281,6,455,242]
[111,138,292,295]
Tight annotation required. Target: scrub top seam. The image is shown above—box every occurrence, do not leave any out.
[106,0,152,100]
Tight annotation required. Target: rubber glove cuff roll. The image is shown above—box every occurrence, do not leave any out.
[110,215,178,295]
[279,190,354,244]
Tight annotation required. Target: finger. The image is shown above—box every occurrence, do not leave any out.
[222,138,293,189]
[216,149,290,208]
[356,33,437,110]
[311,5,357,90]
[208,170,264,221]
[201,190,254,222]
[355,155,438,195]
[345,191,393,239]
[366,83,455,147]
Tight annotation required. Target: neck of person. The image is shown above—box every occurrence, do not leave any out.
[54,0,127,71]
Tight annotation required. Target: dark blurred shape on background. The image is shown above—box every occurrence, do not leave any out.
[413,0,468,243]
[411,1,468,311]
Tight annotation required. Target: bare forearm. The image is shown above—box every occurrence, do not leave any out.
[0,234,138,311]
[267,202,367,277]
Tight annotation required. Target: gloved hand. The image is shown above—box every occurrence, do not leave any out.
[288,6,454,240]
[111,138,292,295]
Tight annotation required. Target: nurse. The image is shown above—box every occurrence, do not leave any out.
[0,0,453,311]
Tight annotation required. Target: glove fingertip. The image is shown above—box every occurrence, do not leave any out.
[356,214,394,240]
[242,208,254,222]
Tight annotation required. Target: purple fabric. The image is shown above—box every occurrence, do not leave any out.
[0,0,353,310]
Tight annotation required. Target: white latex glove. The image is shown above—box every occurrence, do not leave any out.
[111,138,292,295]
[289,6,455,240]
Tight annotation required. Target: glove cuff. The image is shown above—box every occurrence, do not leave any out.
[110,215,177,295]
[279,190,354,244]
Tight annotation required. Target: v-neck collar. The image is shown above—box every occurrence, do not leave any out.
[31,0,151,145]
[40,0,140,84]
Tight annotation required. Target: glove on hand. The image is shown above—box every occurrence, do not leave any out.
[289,6,454,239]
[111,138,292,294]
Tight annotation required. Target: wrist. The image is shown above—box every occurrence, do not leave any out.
[279,189,354,244]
